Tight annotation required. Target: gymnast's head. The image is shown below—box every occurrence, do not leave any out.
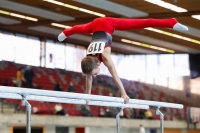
[81,56,100,77]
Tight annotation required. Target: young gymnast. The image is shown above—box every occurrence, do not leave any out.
[58,17,188,103]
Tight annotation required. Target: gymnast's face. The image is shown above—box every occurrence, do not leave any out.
[90,65,100,77]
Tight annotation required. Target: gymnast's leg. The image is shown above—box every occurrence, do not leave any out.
[112,18,188,31]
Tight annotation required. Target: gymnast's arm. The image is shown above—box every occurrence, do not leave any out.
[58,22,92,42]
[102,48,129,103]
[85,74,93,95]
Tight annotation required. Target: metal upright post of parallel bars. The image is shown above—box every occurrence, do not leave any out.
[156,107,164,133]
[22,95,31,133]
[116,108,124,133]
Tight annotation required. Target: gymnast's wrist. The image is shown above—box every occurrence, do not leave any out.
[121,92,127,96]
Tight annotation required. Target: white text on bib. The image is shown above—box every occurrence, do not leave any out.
[87,41,105,55]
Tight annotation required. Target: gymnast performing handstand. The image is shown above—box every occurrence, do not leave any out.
[58,17,188,104]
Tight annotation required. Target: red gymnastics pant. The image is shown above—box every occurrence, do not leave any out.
[63,17,178,36]
[110,17,177,31]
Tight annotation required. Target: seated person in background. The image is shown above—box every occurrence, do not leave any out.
[55,103,67,116]
[80,105,93,117]
[145,109,153,119]
[139,109,145,119]
[124,108,133,119]
[68,82,75,92]
[105,106,112,117]
[53,81,63,91]
[133,108,141,119]
[99,108,106,117]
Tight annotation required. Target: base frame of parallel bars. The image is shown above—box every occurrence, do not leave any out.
[18,93,165,133]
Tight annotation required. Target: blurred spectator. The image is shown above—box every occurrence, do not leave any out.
[54,81,63,91]
[32,107,39,114]
[55,103,66,116]
[80,105,93,117]
[99,108,106,117]
[109,107,118,118]
[68,82,75,92]
[105,106,112,117]
[140,109,145,119]
[124,108,133,119]
[133,109,141,119]
[139,124,146,133]
[145,109,153,119]
[16,67,23,87]
[24,65,35,88]
[49,53,53,62]
[186,88,190,98]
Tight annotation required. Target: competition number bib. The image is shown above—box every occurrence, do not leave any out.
[87,41,105,55]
